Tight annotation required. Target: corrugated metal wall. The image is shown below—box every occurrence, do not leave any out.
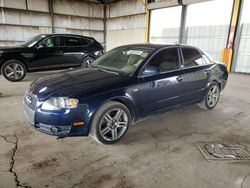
[150,25,229,60]
[149,0,232,61]
[150,28,179,44]
[234,24,250,73]
[106,0,146,51]
[0,0,104,46]
[184,25,229,60]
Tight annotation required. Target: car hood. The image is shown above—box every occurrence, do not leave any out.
[29,68,133,101]
[0,45,31,52]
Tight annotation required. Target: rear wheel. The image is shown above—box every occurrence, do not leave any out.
[198,82,220,110]
[1,60,26,82]
[81,57,95,68]
[90,101,131,144]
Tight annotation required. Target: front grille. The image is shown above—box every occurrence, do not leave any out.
[24,92,37,110]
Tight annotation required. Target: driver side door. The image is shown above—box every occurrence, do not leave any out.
[31,36,66,70]
[137,47,185,117]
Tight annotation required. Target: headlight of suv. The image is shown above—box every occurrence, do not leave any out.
[41,97,79,110]
[0,51,3,55]
[94,50,103,57]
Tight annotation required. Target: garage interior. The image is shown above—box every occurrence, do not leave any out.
[1,0,250,187]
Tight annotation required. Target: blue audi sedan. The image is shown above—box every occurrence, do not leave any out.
[24,44,228,144]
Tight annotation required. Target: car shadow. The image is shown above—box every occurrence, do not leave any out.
[120,105,214,146]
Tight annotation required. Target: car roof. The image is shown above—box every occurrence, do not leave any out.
[41,33,95,40]
[116,43,199,50]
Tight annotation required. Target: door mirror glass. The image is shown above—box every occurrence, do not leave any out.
[37,43,44,49]
[142,66,159,76]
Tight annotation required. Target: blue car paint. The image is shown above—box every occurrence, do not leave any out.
[24,44,228,137]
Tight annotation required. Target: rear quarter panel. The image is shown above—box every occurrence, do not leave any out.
[208,62,228,91]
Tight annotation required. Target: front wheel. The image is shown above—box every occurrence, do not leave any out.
[90,101,131,144]
[198,82,220,110]
[1,60,26,82]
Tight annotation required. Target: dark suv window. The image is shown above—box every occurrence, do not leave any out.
[182,48,204,67]
[41,37,60,48]
[63,37,91,46]
[142,47,179,76]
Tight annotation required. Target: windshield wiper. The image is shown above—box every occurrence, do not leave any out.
[96,68,120,75]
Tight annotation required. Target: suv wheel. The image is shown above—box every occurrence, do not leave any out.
[90,101,131,144]
[1,60,26,82]
[198,82,220,110]
[81,57,95,68]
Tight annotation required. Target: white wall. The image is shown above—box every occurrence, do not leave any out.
[105,0,147,51]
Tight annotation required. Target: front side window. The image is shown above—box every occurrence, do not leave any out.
[142,47,179,76]
[21,34,47,47]
[91,47,153,76]
[41,37,60,48]
[182,48,204,67]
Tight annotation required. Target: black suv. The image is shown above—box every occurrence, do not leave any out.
[0,34,103,82]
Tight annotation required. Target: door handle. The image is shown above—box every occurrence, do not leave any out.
[56,51,64,54]
[176,76,183,82]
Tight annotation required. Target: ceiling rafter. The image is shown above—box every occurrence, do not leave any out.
[97,0,120,4]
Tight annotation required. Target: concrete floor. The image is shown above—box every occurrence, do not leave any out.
[0,72,250,188]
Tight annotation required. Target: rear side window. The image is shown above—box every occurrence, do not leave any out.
[202,53,212,64]
[63,37,92,46]
[182,48,204,67]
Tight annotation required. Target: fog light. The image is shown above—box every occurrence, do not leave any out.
[51,127,59,133]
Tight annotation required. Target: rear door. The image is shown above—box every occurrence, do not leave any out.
[179,47,211,103]
[137,47,185,116]
[61,36,92,67]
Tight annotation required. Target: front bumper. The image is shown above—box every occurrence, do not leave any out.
[23,94,90,137]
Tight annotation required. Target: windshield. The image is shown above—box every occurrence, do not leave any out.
[21,34,47,47]
[91,47,153,76]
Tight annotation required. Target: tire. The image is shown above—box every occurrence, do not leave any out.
[198,82,220,110]
[1,60,26,82]
[90,101,131,145]
[81,56,95,68]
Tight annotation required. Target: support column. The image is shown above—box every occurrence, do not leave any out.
[145,10,150,43]
[221,0,242,72]
[48,0,55,33]
[143,0,150,43]
[179,5,187,44]
[103,4,107,52]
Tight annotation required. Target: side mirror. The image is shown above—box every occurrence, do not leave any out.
[37,43,44,49]
[142,66,159,76]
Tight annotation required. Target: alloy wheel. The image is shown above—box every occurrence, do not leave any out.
[82,58,94,68]
[4,63,24,80]
[207,85,220,108]
[99,108,128,141]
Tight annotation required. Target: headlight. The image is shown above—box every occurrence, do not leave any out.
[94,50,103,57]
[41,97,79,110]
[0,51,3,55]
